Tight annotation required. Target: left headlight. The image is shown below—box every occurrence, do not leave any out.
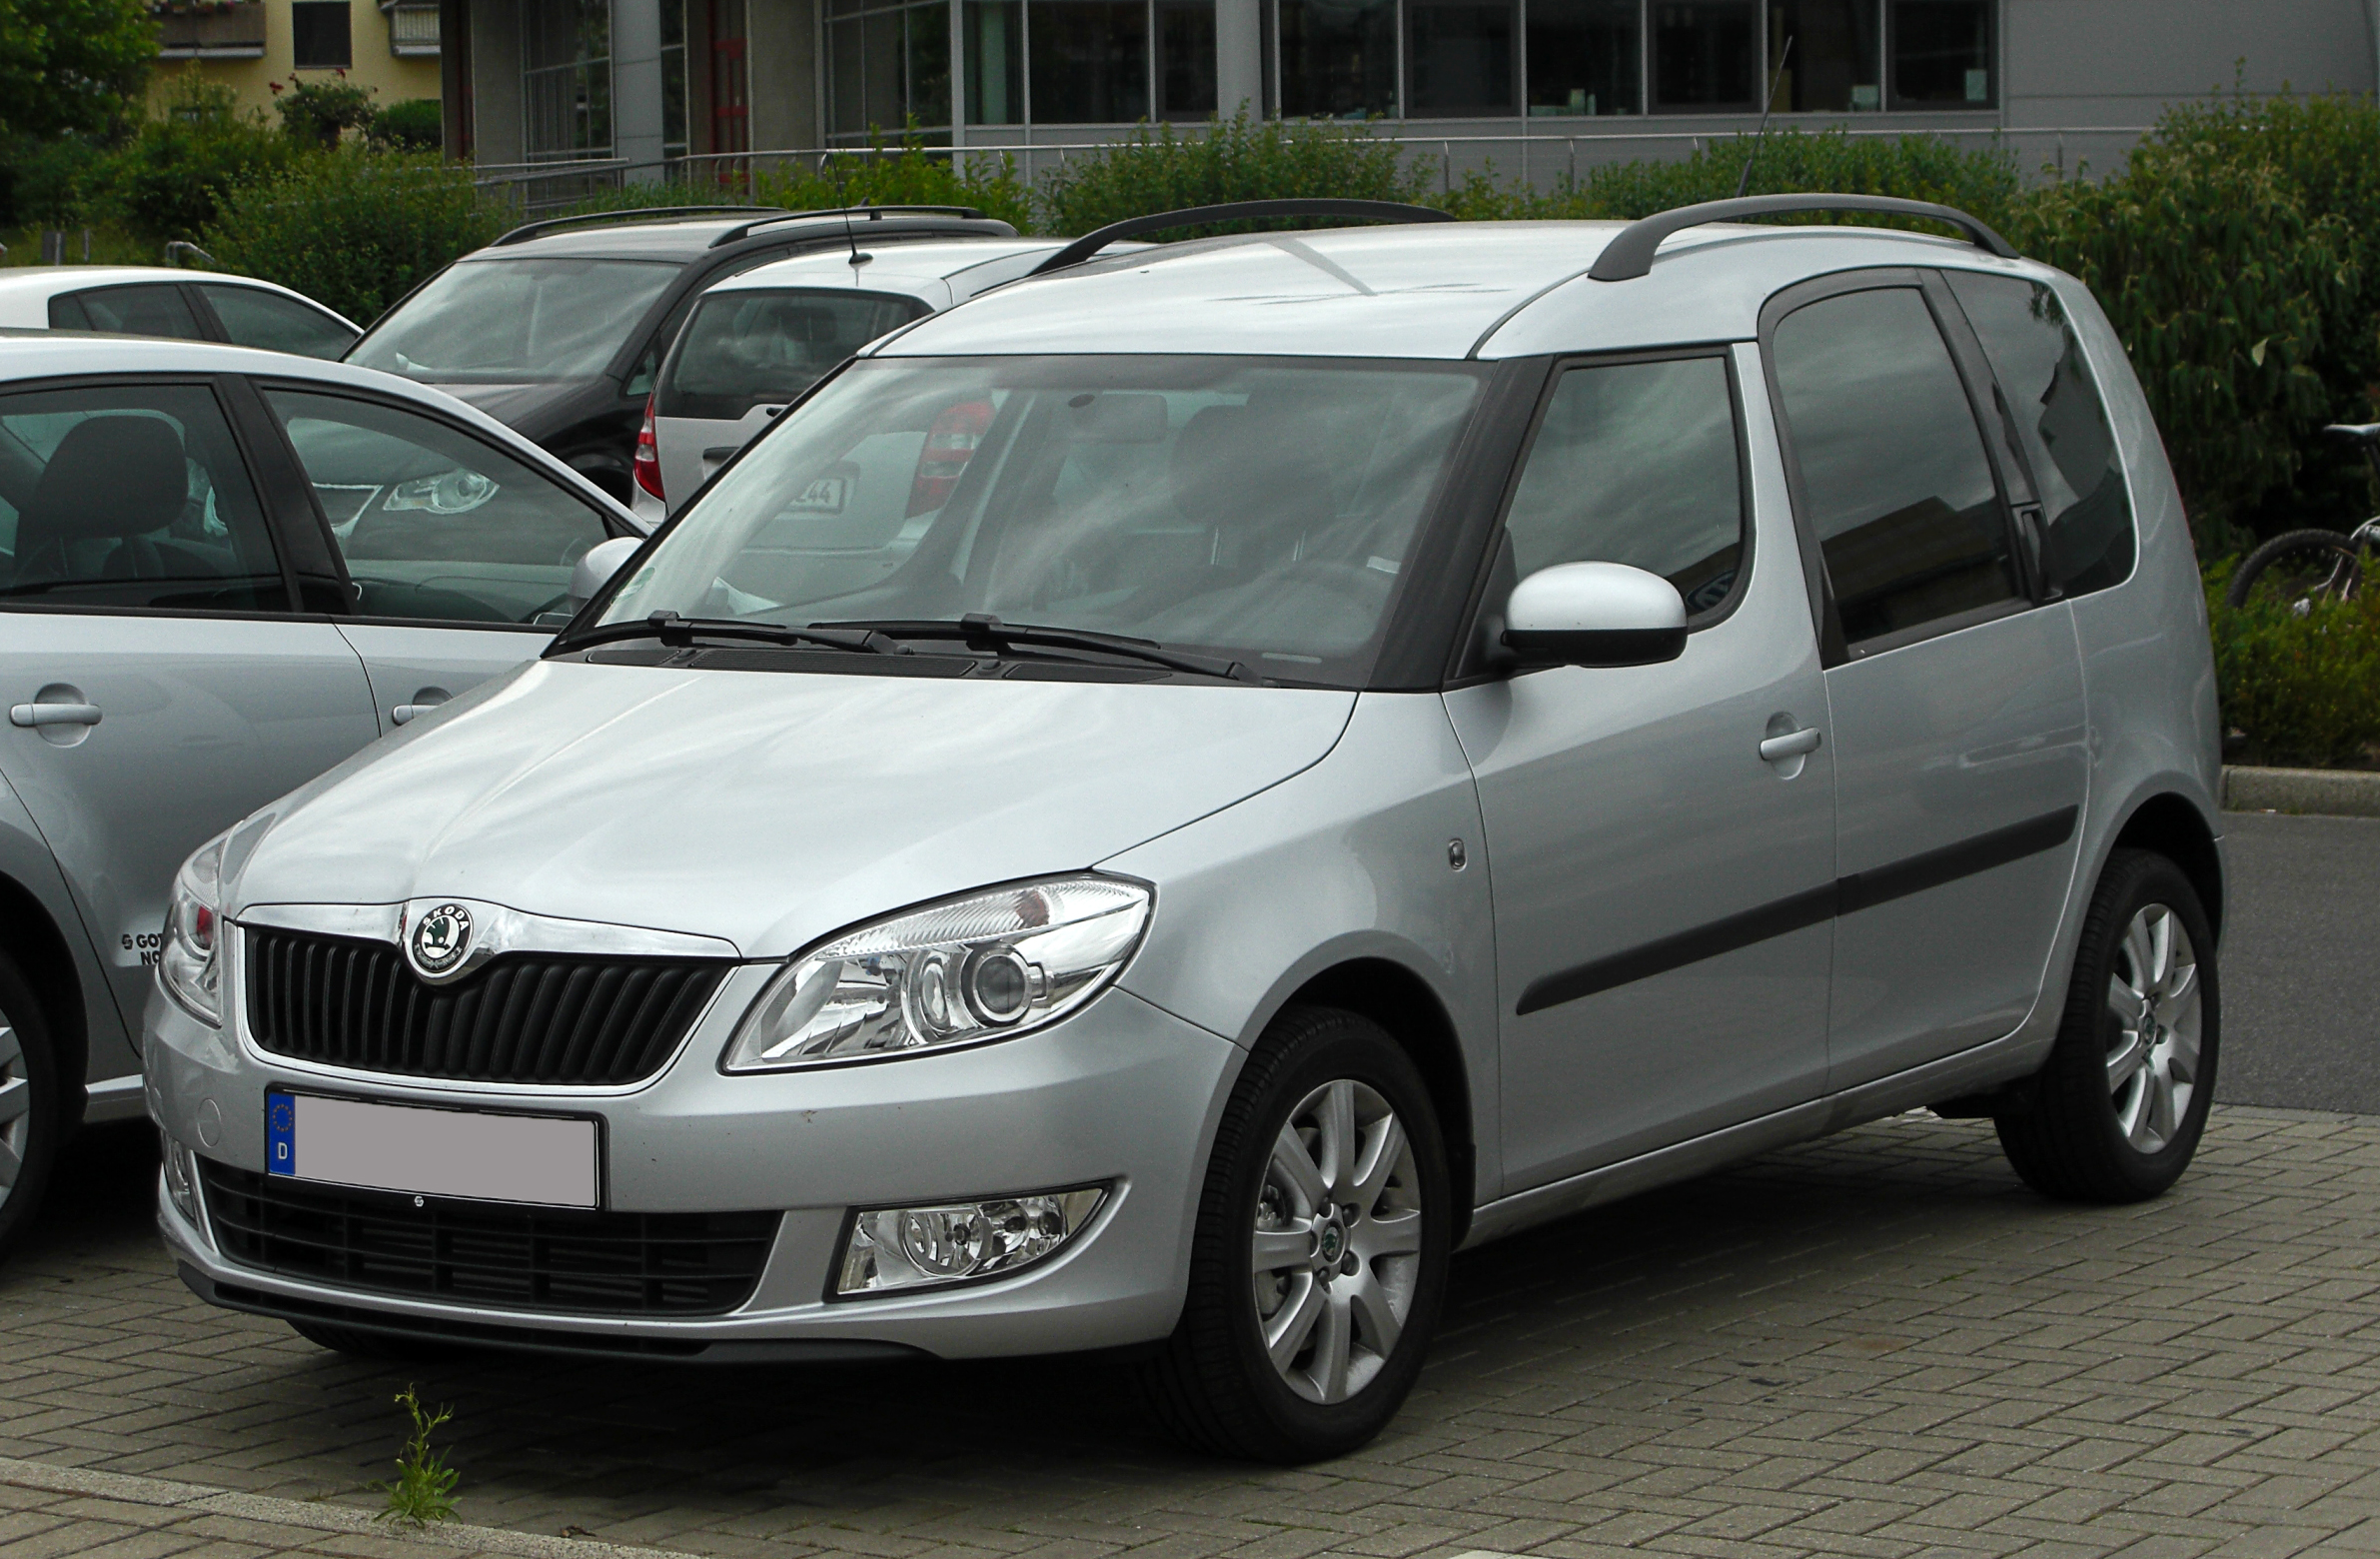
[722,875,1151,1072]
[159,833,226,1026]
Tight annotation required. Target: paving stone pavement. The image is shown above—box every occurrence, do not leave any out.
[10,1106,2380,1559]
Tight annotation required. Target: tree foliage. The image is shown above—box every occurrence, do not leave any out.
[0,0,157,141]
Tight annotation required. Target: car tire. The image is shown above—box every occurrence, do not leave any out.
[1138,1004,1450,1463]
[289,1320,465,1362]
[1996,848,2219,1203]
[0,948,64,1264]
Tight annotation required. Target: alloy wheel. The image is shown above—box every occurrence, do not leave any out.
[0,1017,25,1213]
[1250,1078,1423,1405]
[2105,903,2202,1154]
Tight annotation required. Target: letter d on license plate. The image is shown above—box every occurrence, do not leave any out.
[265,1089,599,1208]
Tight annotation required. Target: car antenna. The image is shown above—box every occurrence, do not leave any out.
[1734,33,1794,200]
[828,156,872,266]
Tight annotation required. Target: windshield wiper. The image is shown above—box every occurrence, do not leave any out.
[554,611,905,657]
[818,615,1258,683]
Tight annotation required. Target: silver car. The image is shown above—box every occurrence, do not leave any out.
[148,197,2224,1462]
[0,337,644,1259]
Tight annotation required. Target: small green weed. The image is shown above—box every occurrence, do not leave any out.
[372,1384,460,1528]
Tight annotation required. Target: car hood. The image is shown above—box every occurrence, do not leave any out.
[225,660,1357,957]
[428,378,601,430]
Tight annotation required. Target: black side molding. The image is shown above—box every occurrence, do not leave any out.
[1588,193,2019,283]
[1515,804,2078,1015]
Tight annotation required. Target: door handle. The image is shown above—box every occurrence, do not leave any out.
[392,688,452,727]
[1759,726,1822,763]
[10,702,101,729]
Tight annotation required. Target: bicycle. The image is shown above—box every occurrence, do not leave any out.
[2224,422,2380,611]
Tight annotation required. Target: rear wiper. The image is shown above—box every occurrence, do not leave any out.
[818,614,1258,683]
[553,611,905,657]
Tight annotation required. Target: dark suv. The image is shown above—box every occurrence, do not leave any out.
[343,206,1017,502]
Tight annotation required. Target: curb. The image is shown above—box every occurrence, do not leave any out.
[2222,765,2380,818]
[0,1455,689,1558]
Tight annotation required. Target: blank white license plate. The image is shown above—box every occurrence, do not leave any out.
[265,1090,599,1208]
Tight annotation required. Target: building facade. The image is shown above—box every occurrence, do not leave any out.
[441,0,2380,183]
[151,0,443,122]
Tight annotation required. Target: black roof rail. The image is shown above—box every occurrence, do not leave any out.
[489,206,786,249]
[1588,193,2018,282]
[708,205,995,248]
[1028,198,1456,277]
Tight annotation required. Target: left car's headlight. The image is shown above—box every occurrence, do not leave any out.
[159,834,226,1026]
[722,875,1151,1072]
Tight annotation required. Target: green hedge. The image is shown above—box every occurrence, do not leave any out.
[2206,564,2380,770]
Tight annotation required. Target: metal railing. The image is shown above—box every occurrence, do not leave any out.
[473,121,2156,212]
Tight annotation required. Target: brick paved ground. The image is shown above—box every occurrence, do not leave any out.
[8,1105,2380,1559]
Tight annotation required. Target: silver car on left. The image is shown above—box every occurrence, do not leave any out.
[0,336,645,1257]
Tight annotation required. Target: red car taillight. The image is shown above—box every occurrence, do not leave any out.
[633,395,664,502]
[907,399,994,517]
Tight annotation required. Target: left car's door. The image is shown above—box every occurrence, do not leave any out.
[246,381,628,732]
[0,375,379,1041]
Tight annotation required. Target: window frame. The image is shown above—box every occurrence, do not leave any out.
[0,372,305,623]
[1757,266,2039,670]
[186,282,360,359]
[240,376,636,634]
[48,283,213,344]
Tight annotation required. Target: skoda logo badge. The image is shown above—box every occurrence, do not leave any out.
[409,902,473,978]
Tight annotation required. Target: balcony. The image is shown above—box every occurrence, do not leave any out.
[151,0,267,60]
[382,0,441,56]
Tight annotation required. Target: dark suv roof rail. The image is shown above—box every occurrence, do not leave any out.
[1590,194,2018,282]
[1027,198,1456,277]
[489,206,787,249]
[707,205,995,248]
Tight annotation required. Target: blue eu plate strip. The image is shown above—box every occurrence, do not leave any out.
[266,1090,296,1178]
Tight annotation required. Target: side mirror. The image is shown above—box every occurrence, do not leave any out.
[570,535,643,609]
[1502,562,1688,669]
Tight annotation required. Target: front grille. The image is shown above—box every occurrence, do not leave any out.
[244,927,728,1085]
[199,1160,777,1316]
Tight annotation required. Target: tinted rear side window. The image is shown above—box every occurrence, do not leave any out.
[1945,271,2134,598]
[1503,355,1744,617]
[57,284,207,341]
[1771,286,2018,648]
[200,284,357,360]
[657,289,928,420]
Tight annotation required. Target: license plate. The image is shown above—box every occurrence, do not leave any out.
[265,1089,599,1208]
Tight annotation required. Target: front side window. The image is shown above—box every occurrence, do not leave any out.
[0,383,284,612]
[348,258,678,383]
[263,388,609,626]
[1503,355,1745,616]
[51,285,208,342]
[658,289,929,421]
[599,355,1487,685]
[198,284,357,360]
[1945,271,2133,598]
[1770,286,2017,649]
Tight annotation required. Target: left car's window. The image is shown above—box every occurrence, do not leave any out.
[52,284,209,341]
[0,383,286,611]
[261,387,609,626]
[199,284,356,360]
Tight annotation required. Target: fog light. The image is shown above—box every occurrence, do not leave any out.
[160,1134,202,1227]
[835,1184,1106,1298]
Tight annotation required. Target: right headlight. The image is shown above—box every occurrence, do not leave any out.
[158,834,226,1027]
[722,875,1152,1072]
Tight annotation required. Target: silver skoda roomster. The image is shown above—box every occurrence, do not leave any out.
[149,196,2224,1462]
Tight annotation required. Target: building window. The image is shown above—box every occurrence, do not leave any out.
[1408,0,1516,116]
[292,0,355,68]
[1889,0,1991,107]
[1275,0,1397,118]
[955,0,1213,129]
[828,0,951,137]
[1769,0,1876,110]
[661,0,689,159]
[1527,0,1639,116]
[1652,1,1756,110]
[523,0,611,158]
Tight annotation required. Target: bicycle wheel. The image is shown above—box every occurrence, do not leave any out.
[2225,528,2364,612]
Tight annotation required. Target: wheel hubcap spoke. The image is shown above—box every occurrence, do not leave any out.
[1252,1225,1313,1273]
[1352,1112,1407,1209]
[1271,1123,1329,1212]
[1349,1274,1402,1356]
[1264,1273,1325,1371]
[1358,1206,1422,1258]
[1311,1291,1353,1401]
[1318,1080,1357,1195]
[2104,902,2201,1157]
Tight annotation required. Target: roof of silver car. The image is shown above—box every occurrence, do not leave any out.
[872,217,2061,362]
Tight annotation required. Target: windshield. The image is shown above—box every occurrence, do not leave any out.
[597,355,1488,685]
[657,289,928,420]
[350,258,678,382]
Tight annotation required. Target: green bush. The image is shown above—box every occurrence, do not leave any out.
[272,72,379,149]
[106,75,293,244]
[0,132,112,229]
[753,133,1029,231]
[369,98,445,153]
[1036,112,1426,236]
[2208,569,2380,770]
[202,150,502,325]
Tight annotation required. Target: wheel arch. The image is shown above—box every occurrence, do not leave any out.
[0,866,89,1121]
[1279,956,1476,1247]
[2108,789,2225,942]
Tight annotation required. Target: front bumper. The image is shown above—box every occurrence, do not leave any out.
[147,970,1240,1360]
